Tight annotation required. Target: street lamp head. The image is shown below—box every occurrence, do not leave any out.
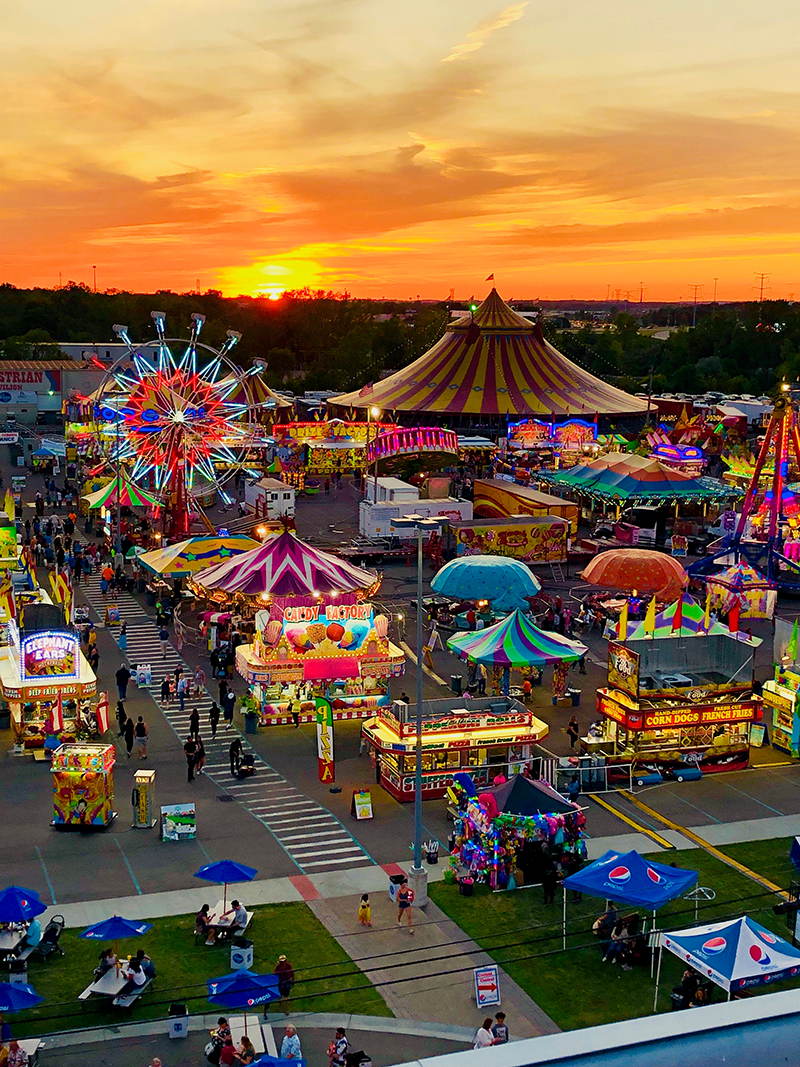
[370,406,381,419]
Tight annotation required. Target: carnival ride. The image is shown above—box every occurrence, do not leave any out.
[91,314,272,538]
[689,392,800,589]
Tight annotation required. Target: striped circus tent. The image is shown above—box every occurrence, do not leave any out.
[192,529,379,597]
[447,609,587,667]
[330,289,647,418]
[138,535,259,579]
[83,478,160,510]
[218,373,293,420]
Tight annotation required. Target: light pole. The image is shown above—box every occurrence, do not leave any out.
[391,514,445,907]
[365,405,381,498]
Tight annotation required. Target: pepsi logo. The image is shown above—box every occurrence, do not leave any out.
[608,866,631,884]
[702,937,727,955]
[646,868,665,885]
[749,945,771,965]
[247,998,255,1006]
[758,931,779,945]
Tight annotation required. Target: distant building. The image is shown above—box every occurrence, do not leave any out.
[0,361,105,427]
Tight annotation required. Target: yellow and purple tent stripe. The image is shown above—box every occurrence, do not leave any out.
[138,536,259,578]
[447,609,587,667]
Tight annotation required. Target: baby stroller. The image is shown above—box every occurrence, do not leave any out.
[237,753,256,779]
[345,1051,372,1067]
[38,914,66,961]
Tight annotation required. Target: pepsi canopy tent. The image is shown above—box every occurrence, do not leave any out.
[562,849,698,909]
[658,915,800,996]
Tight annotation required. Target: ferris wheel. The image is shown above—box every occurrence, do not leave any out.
[92,312,261,535]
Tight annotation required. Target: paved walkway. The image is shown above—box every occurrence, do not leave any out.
[81,570,375,874]
[309,891,559,1038]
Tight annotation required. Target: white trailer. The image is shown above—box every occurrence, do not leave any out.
[244,477,295,519]
[359,499,473,539]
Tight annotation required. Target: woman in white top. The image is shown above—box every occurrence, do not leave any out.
[472,1018,494,1049]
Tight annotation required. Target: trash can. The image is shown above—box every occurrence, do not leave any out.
[137,577,147,593]
[450,674,462,695]
[388,874,406,903]
[426,847,439,865]
[0,707,10,730]
[458,877,474,897]
[231,937,254,971]
[244,713,258,735]
[168,1003,189,1038]
[145,588,156,606]
[8,959,27,987]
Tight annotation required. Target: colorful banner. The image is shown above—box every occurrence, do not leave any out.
[608,641,640,696]
[315,696,335,782]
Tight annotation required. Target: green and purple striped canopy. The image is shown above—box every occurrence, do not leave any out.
[447,609,588,667]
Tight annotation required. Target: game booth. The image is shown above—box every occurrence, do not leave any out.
[1,622,100,751]
[591,598,763,775]
[447,772,586,890]
[52,742,116,828]
[361,696,549,801]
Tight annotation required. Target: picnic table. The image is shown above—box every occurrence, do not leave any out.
[209,900,253,934]
[78,966,128,1000]
[0,928,25,953]
[229,1015,266,1055]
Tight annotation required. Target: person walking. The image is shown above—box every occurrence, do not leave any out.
[491,1013,509,1045]
[566,716,580,750]
[290,694,301,728]
[184,736,197,783]
[177,674,189,712]
[223,688,236,729]
[472,1020,494,1049]
[160,675,171,705]
[229,736,243,777]
[115,663,131,702]
[116,701,127,738]
[280,1025,302,1061]
[193,664,206,695]
[123,716,135,759]
[542,859,558,905]
[159,625,170,659]
[189,706,200,739]
[209,701,221,738]
[118,621,127,653]
[328,1027,349,1067]
[194,735,206,775]
[89,645,99,673]
[397,879,414,933]
[134,716,148,760]
[274,955,295,1012]
[357,893,372,927]
[219,677,229,705]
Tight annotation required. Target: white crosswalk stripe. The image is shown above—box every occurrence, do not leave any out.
[79,572,374,873]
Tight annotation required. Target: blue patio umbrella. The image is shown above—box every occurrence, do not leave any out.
[254,1058,307,1067]
[0,981,44,1012]
[208,970,281,1038]
[31,448,55,458]
[79,916,153,940]
[194,860,258,911]
[431,556,541,612]
[0,886,46,924]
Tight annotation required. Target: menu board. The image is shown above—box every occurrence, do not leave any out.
[21,630,79,680]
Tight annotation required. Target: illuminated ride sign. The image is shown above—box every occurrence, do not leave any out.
[21,630,80,681]
[508,417,598,448]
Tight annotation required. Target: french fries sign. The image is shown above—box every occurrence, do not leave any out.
[315,697,335,783]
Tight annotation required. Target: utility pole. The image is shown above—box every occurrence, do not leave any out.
[754,273,770,321]
[688,284,702,328]
[92,265,97,293]
[713,277,718,304]
[639,282,646,304]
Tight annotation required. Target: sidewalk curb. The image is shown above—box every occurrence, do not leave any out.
[37,1011,477,1050]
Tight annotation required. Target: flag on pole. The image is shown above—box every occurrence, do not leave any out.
[617,599,628,641]
[643,596,656,635]
[671,595,684,633]
[51,692,63,733]
[704,587,711,631]
[0,571,15,620]
[729,599,740,634]
[358,382,374,397]
[95,692,110,734]
[788,619,798,662]
[485,274,494,281]
[3,489,14,521]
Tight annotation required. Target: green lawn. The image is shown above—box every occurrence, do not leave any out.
[719,837,799,889]
[430,847,800,1031]
[13,901,391,1038]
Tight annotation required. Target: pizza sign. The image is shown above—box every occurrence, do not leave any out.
[21,630,79,680]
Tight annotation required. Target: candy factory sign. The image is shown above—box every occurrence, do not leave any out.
[282,603,373,624]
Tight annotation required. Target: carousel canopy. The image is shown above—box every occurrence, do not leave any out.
[83,477,160,510]
[541,452,734,504]
[138,536,259,579]
[447,609,587,667]
[192,529,379,597]
[706,560,777,620]
[707,560,775,593]
[330,290,647,418]
[582,548,687,600]
[431,556,541,612]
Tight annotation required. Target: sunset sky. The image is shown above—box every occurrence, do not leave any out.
[3,0,799,300]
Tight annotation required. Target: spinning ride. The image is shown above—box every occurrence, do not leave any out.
[92,314,265,538]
